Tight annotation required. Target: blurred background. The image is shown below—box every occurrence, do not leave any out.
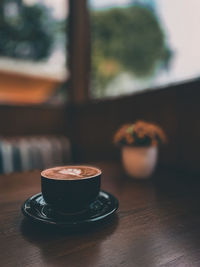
[89,0,200,98]
[0,0,200,104]
[0,0,200,174]
[0,0,68,105]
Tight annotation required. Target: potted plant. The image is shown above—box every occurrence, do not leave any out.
[113,121,167,179]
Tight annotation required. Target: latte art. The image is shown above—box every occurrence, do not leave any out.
[59,168,82,177]
[41,166,101,180]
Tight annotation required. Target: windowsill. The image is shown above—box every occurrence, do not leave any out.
[88,77,200,105]
[0,56,68,82]
[0,57,69,105]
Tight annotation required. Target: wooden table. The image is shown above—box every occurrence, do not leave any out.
[1,162,200,267]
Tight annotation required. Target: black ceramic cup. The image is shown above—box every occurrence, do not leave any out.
[41,165,101,213]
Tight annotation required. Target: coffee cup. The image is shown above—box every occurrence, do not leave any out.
[41,165,101,213]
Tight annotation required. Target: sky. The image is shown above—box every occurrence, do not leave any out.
[156,0,200,82]
[89,0,133,9]
[23,0,68,19]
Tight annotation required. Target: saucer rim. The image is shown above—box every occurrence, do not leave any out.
[21,191,119,227]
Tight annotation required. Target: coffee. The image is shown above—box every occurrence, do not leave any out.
[41,165,101,180]
[41,165,101,212]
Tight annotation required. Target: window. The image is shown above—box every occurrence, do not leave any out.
[89,0,200,98]
[0,0,68,105]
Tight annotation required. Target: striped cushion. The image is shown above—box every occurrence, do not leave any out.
[0,135,71,174]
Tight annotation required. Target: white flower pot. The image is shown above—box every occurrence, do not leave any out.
[122,146,158,179]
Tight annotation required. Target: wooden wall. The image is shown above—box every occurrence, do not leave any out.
[68,79,200,172]
[0,105,67,136]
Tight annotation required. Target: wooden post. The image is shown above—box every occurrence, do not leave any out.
[68,0,90,104]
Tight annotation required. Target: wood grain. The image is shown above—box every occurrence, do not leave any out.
[1,162,200,266]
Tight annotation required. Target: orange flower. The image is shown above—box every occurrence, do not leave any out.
[113,120,167,147]
[125,134,134,144]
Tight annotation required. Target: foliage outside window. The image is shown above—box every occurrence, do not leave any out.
[89,0,200,99]
[90,1,171,98]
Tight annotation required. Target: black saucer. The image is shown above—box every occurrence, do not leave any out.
[22,191,118,229]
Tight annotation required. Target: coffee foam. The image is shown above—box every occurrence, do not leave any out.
[41,165,101,180]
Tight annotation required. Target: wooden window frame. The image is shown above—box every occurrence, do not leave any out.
[0,0,90,136]
[68,0,90,104]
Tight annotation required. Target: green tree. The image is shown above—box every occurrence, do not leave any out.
[90,5,171,96]
[0,1,56,60]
